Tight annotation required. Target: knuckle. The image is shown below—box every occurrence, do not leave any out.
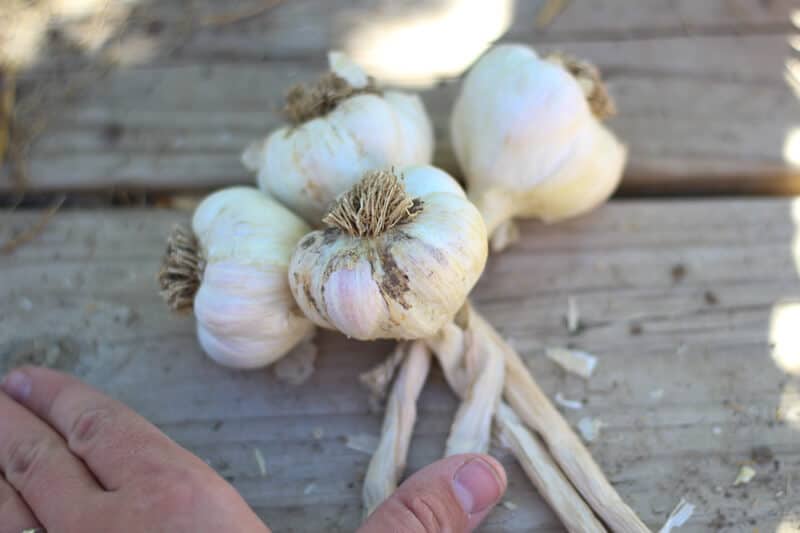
[68,407,114,451]
[6,437,52,489]
[394,494,454,533]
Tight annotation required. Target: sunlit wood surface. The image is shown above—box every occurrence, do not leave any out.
[2,1,800,531]
[2,201,799,531]
[1,0,799,194]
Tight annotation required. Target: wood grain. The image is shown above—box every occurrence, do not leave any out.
[2,0,799,194]
[1,198,799,531]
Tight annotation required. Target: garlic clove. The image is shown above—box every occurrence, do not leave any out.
[512,120,627,223]
[381,92,435,166]
[195,261,314,369]
[322,258,389,339]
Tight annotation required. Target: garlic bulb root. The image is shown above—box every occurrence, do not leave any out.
[545,52,616,120]
[283,72,380,126]
[243,52,434,224]
[158,225,205,313]
[363,340,431,517]
[289,166,487,341]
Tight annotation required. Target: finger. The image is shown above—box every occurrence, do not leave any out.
[1,367,202,491]
[0,390,103,528]
[359,454,507,533]
[0,475,41,533]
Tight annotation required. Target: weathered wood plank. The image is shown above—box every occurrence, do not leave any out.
[2,198,798,531]
[6,33,800,194]
[3,0,799,193]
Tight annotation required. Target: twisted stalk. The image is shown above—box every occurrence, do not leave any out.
[362,340,431,518]
[428,306,607,532]
[470,309,651,533]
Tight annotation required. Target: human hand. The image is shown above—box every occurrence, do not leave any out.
[1,367,506,533]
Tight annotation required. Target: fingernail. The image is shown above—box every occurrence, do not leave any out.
[2,370,32,401]
[452,458,504,515]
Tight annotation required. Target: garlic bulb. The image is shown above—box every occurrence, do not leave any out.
[289,166,487,341]
[451,44,627,241]
[242,52,434,225]
[158,187,314,369]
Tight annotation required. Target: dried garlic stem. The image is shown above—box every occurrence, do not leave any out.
[489,219,520,252]
[427,321,504,455]
[359,343,406,400]
[362,341,431,517]
[469,310,651,533]
[430,315,603,532]
[496,404,607,532]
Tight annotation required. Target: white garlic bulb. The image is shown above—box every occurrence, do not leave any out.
[451,44,627,238]
[289,166,487,341]
[242,52,434,225]
[159,187,314,369]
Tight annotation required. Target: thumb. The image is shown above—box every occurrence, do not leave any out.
[358,454,507,533]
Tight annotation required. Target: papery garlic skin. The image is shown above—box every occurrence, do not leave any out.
[451,44,627,234]
[242,52,434,225]
[289,166,487,341]
[191,187,314,369]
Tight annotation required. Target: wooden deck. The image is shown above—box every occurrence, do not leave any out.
[2,1,800,531]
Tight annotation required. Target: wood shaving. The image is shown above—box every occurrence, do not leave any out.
[577,417,603,442]
[535,0,569,28]
[566,296,580,334]
[658,498,695,533]
[733,465,756,486]
[253,447,267,477]
[554,392,583,410]
[546,347,597,378]
[650,389,664,400]
[274,336,317,385]
[345,433,379,455]
[502,500,518,510]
